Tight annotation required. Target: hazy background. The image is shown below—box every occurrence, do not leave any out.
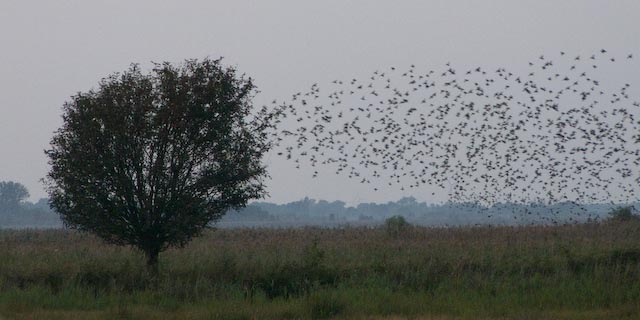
[1,1,639,205]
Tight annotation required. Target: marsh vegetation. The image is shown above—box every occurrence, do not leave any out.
[1,219,639,319]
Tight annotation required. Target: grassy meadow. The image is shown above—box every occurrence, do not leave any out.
[1,220,640,319]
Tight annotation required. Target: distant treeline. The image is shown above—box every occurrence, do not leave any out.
[220,196,637,228]
[0,181,61,228]
[1,182,635,229]
[0,197,62,228]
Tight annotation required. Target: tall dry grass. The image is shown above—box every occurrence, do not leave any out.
[1,220,639,319]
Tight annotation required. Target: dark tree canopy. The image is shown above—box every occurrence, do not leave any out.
[0,181,30,211]
[45,58,270,270]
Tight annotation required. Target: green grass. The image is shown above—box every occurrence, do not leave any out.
[1,221,640,319]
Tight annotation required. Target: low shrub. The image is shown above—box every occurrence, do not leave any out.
[607,206,639,222]
[385,215,410,238]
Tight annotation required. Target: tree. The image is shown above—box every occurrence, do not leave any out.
[45,58,270,273]
[385,215,409,239]
[607,206,639,223]
[0,181,30,211]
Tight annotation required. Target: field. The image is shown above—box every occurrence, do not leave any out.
[1,221,640,319]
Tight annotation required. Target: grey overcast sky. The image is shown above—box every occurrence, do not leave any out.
[1,1,639,204]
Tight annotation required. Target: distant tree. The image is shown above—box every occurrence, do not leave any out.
[0,181,30,211]
[607,206,639,223]
[45,58,271,273]
[33,198,52,211]
[385,215,410,238]
[227,205,271,221]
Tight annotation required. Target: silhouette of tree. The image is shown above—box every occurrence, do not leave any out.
[45,58,270,273]
[0,181,30,211]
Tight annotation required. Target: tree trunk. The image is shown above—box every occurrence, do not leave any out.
[146,249,160,278]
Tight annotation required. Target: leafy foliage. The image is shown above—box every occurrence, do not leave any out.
[385,215,409,238]
[0,181,29,211]
[607,206,639,222]
[45,58,270,268]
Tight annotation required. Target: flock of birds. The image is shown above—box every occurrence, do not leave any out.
[258,50,639,221]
